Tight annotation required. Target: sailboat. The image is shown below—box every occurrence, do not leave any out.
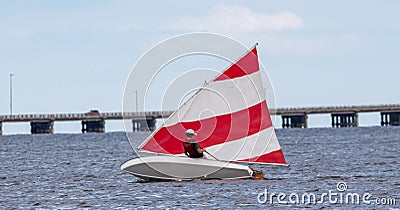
[121,45,287,181]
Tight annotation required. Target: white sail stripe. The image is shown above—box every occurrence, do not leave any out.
[204,127,281,161]
[169,127,281,161]
[164,71,265,127]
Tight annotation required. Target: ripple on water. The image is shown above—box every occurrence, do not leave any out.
[0,128,399,208]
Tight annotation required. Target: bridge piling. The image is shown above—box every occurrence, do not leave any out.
[381,111,400,126]
[132,119,144,132]
[132,117,156,132]
[0,121,2,135]
[331,113,358,128]
[81,119,105,133]
[147,117,156,131]
[31,120,54,134]
[381,113,389,126]
[282,114,307,128]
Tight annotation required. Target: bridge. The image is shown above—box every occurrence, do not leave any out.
[0,111,173,135]
[271,104,400,128]
[0,104,400,135]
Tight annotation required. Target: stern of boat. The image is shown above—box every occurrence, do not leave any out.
[250,168,265,180]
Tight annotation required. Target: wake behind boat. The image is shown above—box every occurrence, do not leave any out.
[121,44,287,181]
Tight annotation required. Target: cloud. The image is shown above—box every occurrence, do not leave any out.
[166,4,304,33]
[162,4,362,57]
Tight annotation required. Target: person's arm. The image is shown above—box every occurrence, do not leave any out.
[195,143,206,153]
[197,148,206,153]
[183,142,190,157]
[184,150,190,157]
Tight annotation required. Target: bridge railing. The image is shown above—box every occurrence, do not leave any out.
[0,111,176,121]
[1,105,400,122]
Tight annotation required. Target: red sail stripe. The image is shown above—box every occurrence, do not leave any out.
[237,149,287,165]
[213,47,259,82]
[141,100,272,154]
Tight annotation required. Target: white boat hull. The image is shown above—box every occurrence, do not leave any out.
[121,155,254,181]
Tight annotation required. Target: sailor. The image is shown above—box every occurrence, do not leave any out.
[183,129,206,158]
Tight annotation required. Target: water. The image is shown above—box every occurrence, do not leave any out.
[0,127,399,209]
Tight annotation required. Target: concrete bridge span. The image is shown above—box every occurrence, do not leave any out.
[1,104,399,134]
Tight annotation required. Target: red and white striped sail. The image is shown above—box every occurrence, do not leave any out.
[138,46,286,165]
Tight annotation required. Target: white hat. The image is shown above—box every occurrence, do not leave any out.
[184,129,197,136]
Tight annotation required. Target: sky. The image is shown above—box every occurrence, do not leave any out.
[1,0,399,134]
